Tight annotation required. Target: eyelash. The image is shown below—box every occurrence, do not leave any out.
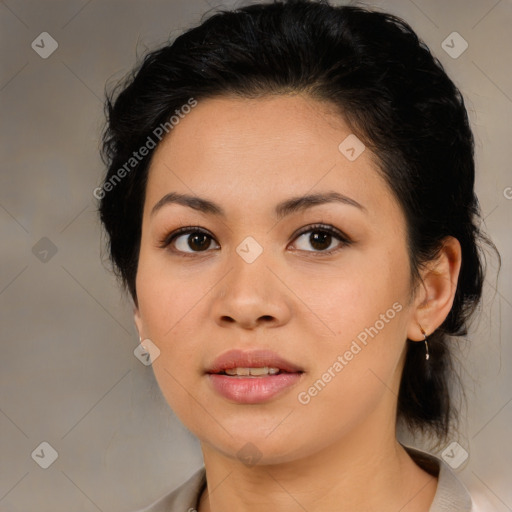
[158,223,352,257]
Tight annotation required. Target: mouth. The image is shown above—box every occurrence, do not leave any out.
[206,349,303,374]
[214,366,286,376]
[206,349,304,404]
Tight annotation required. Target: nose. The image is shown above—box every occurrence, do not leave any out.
[211,247,293,330]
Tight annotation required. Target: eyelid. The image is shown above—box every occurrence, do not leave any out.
[288,223,352,253]
[158,223,352,254]
[157,226,218,250]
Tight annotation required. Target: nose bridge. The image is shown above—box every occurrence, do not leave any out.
[224,236,274,302]
[212,235,291,328]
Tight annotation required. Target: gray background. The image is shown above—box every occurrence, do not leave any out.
[0,0,510,510]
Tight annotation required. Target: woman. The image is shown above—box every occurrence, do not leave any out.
[98,1,496,510]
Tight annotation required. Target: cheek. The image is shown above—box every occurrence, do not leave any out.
[136,249,208,338]
[292,300,408,447]
[135,250,229,412]
[290,248,409,341]
[290,251,410,403]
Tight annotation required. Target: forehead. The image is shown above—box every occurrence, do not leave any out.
[144,94,395,219]
[152,94,349,168]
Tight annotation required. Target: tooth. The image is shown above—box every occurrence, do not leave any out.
[223,367,281,376]
[249,367,269,376]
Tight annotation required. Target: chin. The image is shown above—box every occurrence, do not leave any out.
[204,436,308,467]
[194,416,326,467]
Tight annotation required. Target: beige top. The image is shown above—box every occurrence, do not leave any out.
[137,445,475,511]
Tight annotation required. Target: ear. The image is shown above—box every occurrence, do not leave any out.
[133,303,144,341]
[407,236,462,340]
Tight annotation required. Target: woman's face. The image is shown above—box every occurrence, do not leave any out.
[134,94,419,464]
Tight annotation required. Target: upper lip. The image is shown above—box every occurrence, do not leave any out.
[206,349,304,374]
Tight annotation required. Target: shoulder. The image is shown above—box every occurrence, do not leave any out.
[404,445,475,511]
[135,467,206,512]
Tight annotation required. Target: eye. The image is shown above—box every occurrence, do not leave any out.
[159,223,351,255]
[159,227,220,254]
[290,224,351,254]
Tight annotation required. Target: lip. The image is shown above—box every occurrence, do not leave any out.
[206,349,303,374]
[206,349,304,404]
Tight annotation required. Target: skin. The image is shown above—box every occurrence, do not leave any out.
[133,94,462,512]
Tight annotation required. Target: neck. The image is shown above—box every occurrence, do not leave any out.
[198,417,437,512]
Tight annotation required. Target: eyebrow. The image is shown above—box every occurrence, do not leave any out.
[150,191,366,219]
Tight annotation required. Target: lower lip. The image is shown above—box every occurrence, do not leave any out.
[207,373,302,404]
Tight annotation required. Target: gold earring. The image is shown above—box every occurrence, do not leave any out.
[419,325,430,361]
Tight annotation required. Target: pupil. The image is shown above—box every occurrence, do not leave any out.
[186,232,332,252]
[189,233,210,251]
[310,231,330,251]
